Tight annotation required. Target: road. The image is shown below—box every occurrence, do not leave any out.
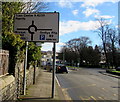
[56,68,119,101]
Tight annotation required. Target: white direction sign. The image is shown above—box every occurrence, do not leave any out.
[14,12,59,42]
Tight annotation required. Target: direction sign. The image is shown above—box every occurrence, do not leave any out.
[14,12,59,42]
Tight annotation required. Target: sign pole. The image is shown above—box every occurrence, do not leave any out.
[23,41,28,95]
[52,42,56,98]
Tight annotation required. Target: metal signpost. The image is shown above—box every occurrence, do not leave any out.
[14,12,59,97]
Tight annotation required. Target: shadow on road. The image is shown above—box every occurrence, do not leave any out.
[20,97,53,101]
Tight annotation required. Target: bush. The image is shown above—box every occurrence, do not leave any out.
[2,32,25,75]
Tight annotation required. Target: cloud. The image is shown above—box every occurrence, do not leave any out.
[72,10,79,15]
[41,43,53,51]
[56,0,118,8]
[41,42,65,52]
[57,42,66,46]
[83,8,100,17]
[60,20,99,36]
[81,0,119,7]
[94,15,115,19]
[58,0,73,8]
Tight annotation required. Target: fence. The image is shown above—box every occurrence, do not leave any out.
[0,49,9,76]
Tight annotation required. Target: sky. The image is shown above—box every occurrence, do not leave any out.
[41,0,119,52]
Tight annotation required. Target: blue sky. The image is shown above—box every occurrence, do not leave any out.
[41,1,118,52]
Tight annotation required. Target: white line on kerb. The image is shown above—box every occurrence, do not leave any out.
[55,76,61,87]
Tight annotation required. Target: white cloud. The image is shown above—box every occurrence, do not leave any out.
[56,0,118,8]
[41,42,65,52]
[58,0,73,8]
[57,42,66,46]
[94,15,115,19]
[41,43,53,51]
[83,8,100,17]
[72,10,79,15]
[60,20,100,36]
[81,0,119,7]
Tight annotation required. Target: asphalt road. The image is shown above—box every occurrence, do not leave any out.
[56,68,119,101]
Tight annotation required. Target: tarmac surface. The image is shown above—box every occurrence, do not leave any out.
[19,67,119,102]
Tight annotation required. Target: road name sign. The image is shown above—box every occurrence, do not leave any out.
[14,12,59,42]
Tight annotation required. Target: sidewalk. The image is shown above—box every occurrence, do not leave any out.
[19,69,67,101]
[99,70,120,79]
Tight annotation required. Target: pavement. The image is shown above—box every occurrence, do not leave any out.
[99,70,120,79]
[19,69,69,101]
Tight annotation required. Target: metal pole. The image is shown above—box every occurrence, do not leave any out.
[23,41,28,95]
[52,42,56,98]
[33,61,36,84]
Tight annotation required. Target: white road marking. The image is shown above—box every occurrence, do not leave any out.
[55,76,61,87]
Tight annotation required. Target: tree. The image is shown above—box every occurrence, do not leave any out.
[2,2,25,74]
[27,42,41,68]
[107,28,118,67]
[22,1,48,13]
[93,45,101,66]
[95,18,110,68]
[2,2,48,74]
[62,36,91,66]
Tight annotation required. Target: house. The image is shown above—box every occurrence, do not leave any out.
[41,51,60,66]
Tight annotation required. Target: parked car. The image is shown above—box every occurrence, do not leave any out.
[116,67,120,71]
[56,64,68,73]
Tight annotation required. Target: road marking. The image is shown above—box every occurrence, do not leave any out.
[80,96,86,102]
[55,76,61,87]
[90,96,97,101]
[98,96,104,100]
[80,96,91,100]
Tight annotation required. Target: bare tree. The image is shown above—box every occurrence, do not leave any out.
[21,1,49,13]
[95,18,110,68]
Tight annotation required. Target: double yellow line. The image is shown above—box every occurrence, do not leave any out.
[80,96,97,101]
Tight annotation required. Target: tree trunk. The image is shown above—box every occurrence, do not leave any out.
[103,42,109,69]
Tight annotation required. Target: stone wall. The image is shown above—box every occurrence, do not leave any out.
[0,75,16,101]
[0,49,41,101]
[15,64,41,96]
[0,63,41,101]
[0,50,9,76]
